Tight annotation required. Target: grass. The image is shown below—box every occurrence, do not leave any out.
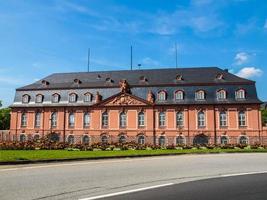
[1,148,267,163]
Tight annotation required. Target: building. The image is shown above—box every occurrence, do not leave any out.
[9,67,265,145]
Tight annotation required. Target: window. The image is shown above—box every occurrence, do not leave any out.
[83,112,90,127]
[175,90,184,100]
[51,112,57,127]
[176,112,184,127]
[158,136,166,146]
[19,134,26,142]
[120,112,127,127]
[176,136,185,145]
[36,94,43,103]
[137,135,145,145]
[217,90,226,100]
[82,135,90,144]
[219,111,227,127]
[158,91,166,101]
[21,113,27,127]
[69,93,77,103]
[195,90,205,100]
[84,93,92,102]
[159,112,166,127]
[198,111,205,127]
[239,135,248,145]
[236,89,245,99]
[35,112,41,127]
[101,135,108,143]
[33,134,40,141]
[52,94,60,103]
[67,135,75,144]
[22,94,30,103]
[119,135,127,143]
[69,112,75,127]
[238,111,246,127]
[102,111,109,127]
[220,136,228,144]
[138,112,145,127]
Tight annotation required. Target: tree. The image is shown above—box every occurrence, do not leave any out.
[0,100,11,130]
[262,109,267,126]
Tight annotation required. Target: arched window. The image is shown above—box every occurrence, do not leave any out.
[84,93,92,102]
[176,135,186,145]
[19,134,26,142]
[52,93,60,103]
[69,93,77,103]
[176,111,184,127]
[175,90,184,100]
[198,111,205,127]
[51,112,57,127]
[236,89,246,99]
[35,112,41,127]
[33,134,40,141]
[83,112,90,127]
[138,112,145,127]
[195,90,205,100]
[35,94,43,103]
[82,135,90,144]
[239,135,248,145]
[102,111,109,127]
[21,113,27,127]
[67,135,75,144]
[119,135,127,143]
[217,90,226,100]
[68,112,75,127]
[120,112,127,128]
[219,111,227,127]
[158,136,166,146]
[22,94,30,103]
[101,135,108,144]
[137,135,145,145]
[220,136,228,144]
[159,112,166,127]
[238,111,246,127]
[158,91,166,101]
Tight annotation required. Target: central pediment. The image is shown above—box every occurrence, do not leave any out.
[96,92,151,107]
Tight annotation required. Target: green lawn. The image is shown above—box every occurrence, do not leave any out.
[1,148,267,163]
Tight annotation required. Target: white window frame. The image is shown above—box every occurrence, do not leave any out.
[138,112,145,127]
[51,112,57,127]
[21,113,27,127]
[84,93,92,102]
[102,112,109,127]
[137,135,145,145]
[219,111,227,127]
[176,111,184,127]
[175,90,184,101]
[159,112,166,127]
[238,111,246,127]
[235,89,246,100]
[83,112,90,127]
[198,111,205,127]
[68,112,75,127]
[158,91,166,101]
[35,112,41,127]
[195,90,205,100]
[119,112,127,128]
[69,93,77,103]
[217,90,226,100]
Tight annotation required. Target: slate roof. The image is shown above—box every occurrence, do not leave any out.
[17,67,254,91]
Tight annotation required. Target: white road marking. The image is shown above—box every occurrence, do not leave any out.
[220,171,267,177]
[78,183,174,200]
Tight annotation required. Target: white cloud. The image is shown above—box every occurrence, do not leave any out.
[234,52,250,65]
[235,67,263,79]
[141,57,160,66]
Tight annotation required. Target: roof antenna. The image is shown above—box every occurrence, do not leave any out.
[130,45,133,70]
[175,42,178,68]
[87,48,90,72]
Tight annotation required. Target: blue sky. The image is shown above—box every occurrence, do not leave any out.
[0,0,267,107]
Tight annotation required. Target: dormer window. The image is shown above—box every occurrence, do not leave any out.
[195,90,205,100]
[22,94,30,103]
[174,90,184,100]
[41,80,49,86]
[74,79,82,84]
[69,93,77,103]
[35,94,44,103]
[52,93,60,103]
[217,89,226,100]
[235,89,246,100]
[158,91,166,101]
[176,75,183,81]
[216,73,224,80]
[84,93,92,102]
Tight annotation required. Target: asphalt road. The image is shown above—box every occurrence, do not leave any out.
[1,153,267,200]
[103,173,267,200]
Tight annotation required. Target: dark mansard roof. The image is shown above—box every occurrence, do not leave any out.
[11,67,261,107]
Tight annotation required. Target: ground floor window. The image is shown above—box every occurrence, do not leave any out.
[101,135,108,144]
[82,135,90,144]
[220,136,228,144]
[67,135,75,144]
[137,135,145,145]
[119,135,127,143]
[193,134,208,145]
[239,135,248,145]
[19,134,26,142]
[33,134,40,141]
[176,136,186,145]
[158,136,166,146]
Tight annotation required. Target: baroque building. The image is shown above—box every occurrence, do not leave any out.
[9,67,264,145]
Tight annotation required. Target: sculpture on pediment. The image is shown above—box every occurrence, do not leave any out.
[147,90,154,103]
[119,79,130,93]
[108,94,144,106]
